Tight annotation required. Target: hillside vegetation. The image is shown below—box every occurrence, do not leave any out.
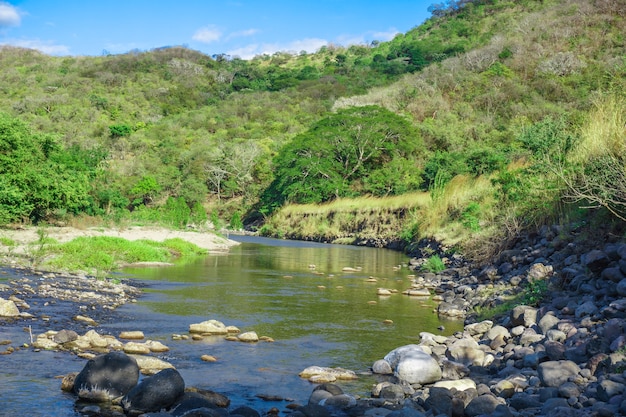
[0,0,625,259]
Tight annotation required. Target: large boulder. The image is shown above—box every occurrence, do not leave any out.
[384,345,442,385]
[0,297,19,317]
[73,351,139,401]
[537,360,581,387]
[122,368,185,414]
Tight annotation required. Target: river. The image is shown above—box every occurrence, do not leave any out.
[0,235,463,416]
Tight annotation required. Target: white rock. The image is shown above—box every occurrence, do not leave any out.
[238,331,259,342]
[189,319,228,334]
[433,378,477,391]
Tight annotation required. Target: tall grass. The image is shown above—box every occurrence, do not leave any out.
[563,95,626,221]
[570,95,625,163]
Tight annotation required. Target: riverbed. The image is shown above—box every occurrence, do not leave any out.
[0,235,463,416]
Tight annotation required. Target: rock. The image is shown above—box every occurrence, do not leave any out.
[432,378,476,391]
[237,331,259,342]
[602,267,625,283]
[441,359,470,380]
[617,279,626,296]
[189,320,228,335]
[80,329,110,349]
[392,349,442,384]
[299,366,357,381]
[321,393,357,409]
[372,359,393,374]
[464,394,503,417]
[230,405,260,417]
[124,341,151,355]
[119,330,145,340]
[437,300,466,318]
[582,250,610,272]
[130,354,175,375]
[53,329,79,344]
[575,300,598,318]
[33,335,58,350]
[538,313,560,334]
[146,340,169,352]
[537,360,581,387]
[74,315,97,326]
[465,320,493,336]
[0,297,20,316]
[447,338,486,367]
[597,379,626,402]
[379,383,407,401]
[511,306,538,327]
[527,263,553,280]
[170,394,223,417]
[122,368,185,414]
[405,288,430,297]
[73,351,139,400]
[484,325,511,341]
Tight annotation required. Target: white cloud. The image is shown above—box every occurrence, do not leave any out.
[229,37,328,60]
[371,28,400,42]
[192,25,222,43]
[3,39,70,55]
[227,28,259,40]
[227,44,260,59]
[0,2,20,28]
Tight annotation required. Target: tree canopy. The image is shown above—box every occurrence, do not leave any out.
[259,106,423,212]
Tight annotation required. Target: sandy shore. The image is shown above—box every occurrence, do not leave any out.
[0,225,240,257]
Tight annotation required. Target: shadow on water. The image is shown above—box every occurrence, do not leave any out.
[0,236,464,415]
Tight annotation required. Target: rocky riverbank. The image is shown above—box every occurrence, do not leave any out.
[2,222,626,416]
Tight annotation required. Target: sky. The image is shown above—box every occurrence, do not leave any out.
[0,1,433,59]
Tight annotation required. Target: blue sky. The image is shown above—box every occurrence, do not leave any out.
[0,1,433,58]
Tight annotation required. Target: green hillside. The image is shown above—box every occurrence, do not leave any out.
[0,0,624,257]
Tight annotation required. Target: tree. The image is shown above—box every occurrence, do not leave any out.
[259,105,423,211]
[0,113,100,223]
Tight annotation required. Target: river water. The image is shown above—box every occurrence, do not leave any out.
[0,235,463,416]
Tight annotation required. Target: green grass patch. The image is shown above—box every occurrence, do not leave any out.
[422,255,446,273]
[43,236,207,274]
[0,236,16,247]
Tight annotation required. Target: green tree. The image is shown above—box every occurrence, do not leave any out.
[260,106,422,211]
[0,113,99,223]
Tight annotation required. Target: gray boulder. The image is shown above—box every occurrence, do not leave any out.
[384,345,442,385]
[537,360,581,387]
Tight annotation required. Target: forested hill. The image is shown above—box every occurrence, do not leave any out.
[0,0,624,253]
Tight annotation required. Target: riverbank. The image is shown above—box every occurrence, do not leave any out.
[2,222,626,416]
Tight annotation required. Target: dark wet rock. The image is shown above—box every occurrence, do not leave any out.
[465,394,503,417]
[122,368,185,415]
[171,394,226,417]
[294,404,332,417]
[230,405,261,417]
[73,351,139,400]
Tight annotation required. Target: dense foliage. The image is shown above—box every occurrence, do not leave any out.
[0,113,104,223]
[0,0,624,248]
[259,106,423,212]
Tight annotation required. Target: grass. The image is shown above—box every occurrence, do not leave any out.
[422,255,446,273]
[43,236,207,276]
[472,278,550,321]
[264,172,500,253]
